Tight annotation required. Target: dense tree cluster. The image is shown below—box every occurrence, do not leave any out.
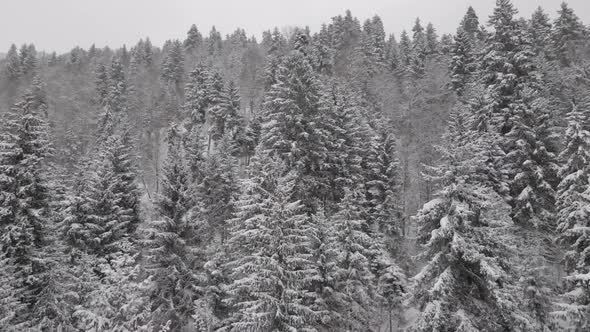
[0,1,589,331]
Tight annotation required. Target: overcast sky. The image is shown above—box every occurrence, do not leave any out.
[1,0,589,53]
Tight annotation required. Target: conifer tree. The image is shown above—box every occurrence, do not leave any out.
[481,0,559,230]
[555,100,590,329]
[410,18,428,76]
[4,44,21,80]
[461,6,480,40]
[398,30,412,68]
[195,134,239,243]
[364,129,403,237]
[324,188,379,331]
[210,81,242,141]
[0,77,52,324]
[184,64,211,125]
[425,23,438,55]
[95,63,109,106]
[529,6,552,54]
[108,128,141,235]
[224,164,318,332]
[551,2,587,66]
[143,124,197,330]
[161,39,184,86]
[411,109,533,331]
[450,27,475,95]
[0,252,27,331]
[259,50,327,211]
[185,24,203,53]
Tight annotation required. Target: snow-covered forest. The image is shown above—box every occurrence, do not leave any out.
[1,0,590,331]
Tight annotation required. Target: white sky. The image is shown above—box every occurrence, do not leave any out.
[1,0,589,53]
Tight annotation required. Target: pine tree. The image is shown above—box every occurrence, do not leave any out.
[410,18,428,76]
[364,129,403,238]
[398,30,412,68]
[529,6,552,54]
[481,0,559,230]
[460,6,480,40]
[195,134,239,243]
[208,26,223,56]
[411,109,534,331]
[259,51,327,211]
[4,44,21,80]
[108,128,141,235]
[95,63,109,106]
[19,44,37,76]
[385,34,399,71]
[184,64,211,125]
[74,242,152,331]
[0,77,52,324]
[551,2,586,66]
[224,163,318,332]
[425,23,438,55]
[0,252,27,331]
[161,39,184,86]
[450,27,475,95]
[324,188,378,331]
[83,153,124,256]
[555,100,590,329]
[185,24,203,52]
[321,85,366,206]
[361,15,386,62]
[143,124,197,330]
[210,81,242,141]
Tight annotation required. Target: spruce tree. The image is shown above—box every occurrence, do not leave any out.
[529,6,552,54]
[0,252,27,331]
[224,163,318,332]
[185,24,203,52]
[324,188,378,331]
[195,134,239,243]
[551,2,587,66]
[259,50,327,211]
[555,100,590,329]
[450,27,475,96]
[161,39,184,86]
[184,64,211,125]
[411,109,533,331]
[108,127,141,235]
[4,44,21,80]
[425,23,438,55]
[143,124,197,330]
[0,77,52,324]
[460,6,480,40]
